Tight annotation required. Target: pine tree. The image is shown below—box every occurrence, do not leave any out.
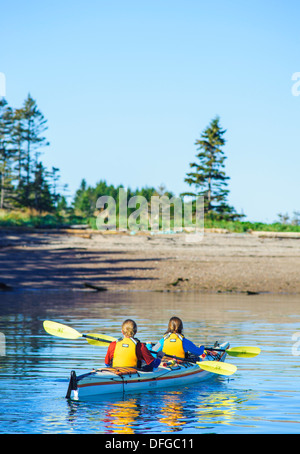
[12,107,26,184]
[182,116,242,220]
[20,93,49,186]
[32,162,54,213]
[16,94,50,207]
[0,94,67,218]
[0,100,16,208]
[48,166,68,210]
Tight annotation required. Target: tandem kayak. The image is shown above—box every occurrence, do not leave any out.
[66,341,230,400]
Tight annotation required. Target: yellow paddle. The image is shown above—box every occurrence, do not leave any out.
[206,346,261,358]
[196,360,237,376]
[43,320,117,347]
[148,350,237,376]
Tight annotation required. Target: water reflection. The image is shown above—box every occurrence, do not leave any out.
[159,391,187,432]
[158,388,259,432]
[195,392,241,428]
[103,398,141,434]
[65,383,259,434]
[66,396,142,434]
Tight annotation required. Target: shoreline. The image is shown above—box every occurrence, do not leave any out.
[1,229,300,295]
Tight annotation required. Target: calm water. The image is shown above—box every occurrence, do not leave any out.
[0,290,299,434]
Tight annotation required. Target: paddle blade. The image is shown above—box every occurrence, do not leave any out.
[84,333,117,347]
[227,346,261,358]
[197,360,237,376]
[43,320,82,340]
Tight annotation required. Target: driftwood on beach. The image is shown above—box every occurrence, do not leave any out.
[250,230,300,239]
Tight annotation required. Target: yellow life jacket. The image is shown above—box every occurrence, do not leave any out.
[163,333,185,358]
[112,337,139,368]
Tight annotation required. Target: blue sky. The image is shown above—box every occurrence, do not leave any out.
[1,0,299,222]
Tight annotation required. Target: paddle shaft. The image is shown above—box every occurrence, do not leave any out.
[82,334,113,344]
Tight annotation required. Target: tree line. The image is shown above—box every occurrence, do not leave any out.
[0,94,66,213]
[1,94,243,224]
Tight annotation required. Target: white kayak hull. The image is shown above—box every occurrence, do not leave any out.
[67,342,230,400]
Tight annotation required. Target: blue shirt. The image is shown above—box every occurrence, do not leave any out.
[150,337,205,356]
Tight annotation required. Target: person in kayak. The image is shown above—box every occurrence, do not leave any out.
[151,316,205,359]
[105,319,163,371]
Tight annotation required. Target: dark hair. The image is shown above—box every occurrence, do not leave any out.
[165,316,183,335]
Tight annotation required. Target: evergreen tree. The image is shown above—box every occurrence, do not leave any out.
[0,100,16,208]
[15,94,50,207]
[182,116,242,220]
[73,179,94,217]
[20,93,49,186]
[12,107,26,184]
[48,166,68,209]
[16,162,54,212]
[32,162,54,213]
[0,94,67,218]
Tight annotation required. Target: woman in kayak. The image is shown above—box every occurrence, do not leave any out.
[105,319,163,371]
[152,316,205,359]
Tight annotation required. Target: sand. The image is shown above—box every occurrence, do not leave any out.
[0,228,300,294]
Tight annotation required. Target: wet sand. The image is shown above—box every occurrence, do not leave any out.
[0,228,300,294]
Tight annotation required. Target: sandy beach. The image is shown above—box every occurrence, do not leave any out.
[0,228,300,294]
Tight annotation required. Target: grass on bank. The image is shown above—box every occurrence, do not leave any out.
[1,209,300,233]
[0,209,85,229]
[203,218,300,233]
